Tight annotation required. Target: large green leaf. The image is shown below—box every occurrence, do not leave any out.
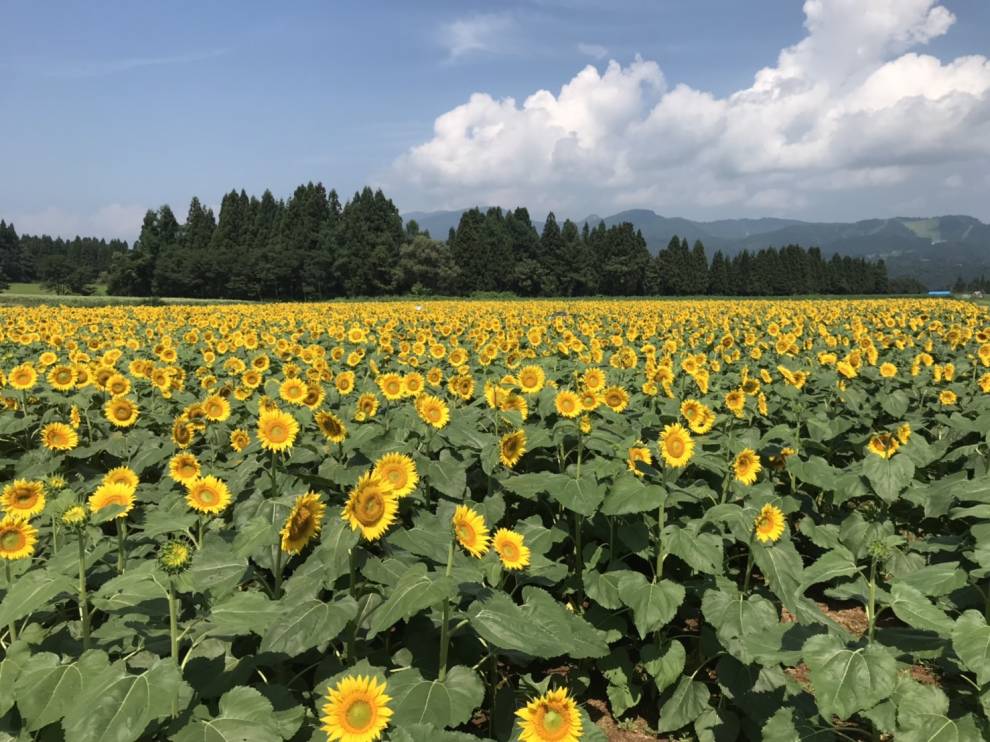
[427,451,468,498]
[640,640,685,693]
[802,634,897,720]
[616,572,685,639]
[207,591,281,637]
[172,686,283,742]
[0,569,74,628]
[701,585,779,664]
[600,475,662,515]
[799,547,859,591]
[863,454,915,503]
[666,527,723,575]
[14,650,110,732]
[548,474,605,516]
[657,675,710,733]
[183,543,249,599]
[888,583,954,636]
[91,563,168,614]
[366,564,453,638]
[951,610,990,685]
[389,665,484,729]
[260,596,358,655]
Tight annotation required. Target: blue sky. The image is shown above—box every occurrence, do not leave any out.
[2,0,990,240]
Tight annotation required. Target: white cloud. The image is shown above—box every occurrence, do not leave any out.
[11,204,146,242]
[392,0,990,219]
[440,14,515,60]
[577,42,608,60]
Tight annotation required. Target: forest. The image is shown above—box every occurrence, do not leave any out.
[0,183,923,299]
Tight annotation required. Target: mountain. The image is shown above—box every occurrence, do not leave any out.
[403,208,990,288]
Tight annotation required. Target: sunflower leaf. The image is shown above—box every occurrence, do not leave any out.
[366,564,454,638]
[0,568,74,628]
[388,665,484,729]
[172,686,282,742]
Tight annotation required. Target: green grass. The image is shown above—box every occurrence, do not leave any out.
[0,282,247,307]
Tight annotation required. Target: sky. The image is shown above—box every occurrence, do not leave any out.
[2,0,989,242]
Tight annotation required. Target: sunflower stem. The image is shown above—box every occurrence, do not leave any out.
[573,511,584,611]
[273,544,284,599]
[437,536,455,682]
[196,516,204,550]
[866,555,878,641]
[77,532,91,650]
[742,549,754,593]
[4,561,16,642]
[168,578,179,718]
[116,519,127,573]
[655,492,667,580]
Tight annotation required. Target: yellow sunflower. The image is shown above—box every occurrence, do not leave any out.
[316,410,348,443]
[202,394,231,421]
[280,491,327,554]
[40,422,78,451]
[517,365,546,394]
[754,504,786,544]
[499,430,527,468]
[516,687,582,742]
[185,476,232,515]
[89,482,136,519]
[230,428,251,452]
[725,389,746,418]
[103,466,139,492]
[452,504,489,558]
[106,373,131,397]
[343,473,399,541]
[867,433,899,460]
[415,394,450,429]
[104,397,139,428]
[0,516,38,560]
[371,453,418,497]
[554,390,581,418]
[626,445,652,476]
[257,408,299,453]
[582,368,606,392]
[9,364,38,391]
[377,373,404,401]
[733,449,762,485]
[279,378,308,406]
[601,386,629,413]
[47,364,77,392]
[321,675,393,742]
[172,418,195,449]
[354,393,379,421]
[879,362,897,378]
[169,453,201,484]
[939,390,957,406]
[658,423,694,468]
[493,528,530,570]
[896,422,911,445]
[1,480,46,520]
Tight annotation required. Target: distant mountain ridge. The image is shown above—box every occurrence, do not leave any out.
[402,208,990,288]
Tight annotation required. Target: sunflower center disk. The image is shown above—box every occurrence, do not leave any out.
[357,493,384,524]
[1,531,24,550]
[542,708,565,734]
[345,700,373,730]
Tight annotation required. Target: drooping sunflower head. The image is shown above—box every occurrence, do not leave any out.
[321,675,393,742]
[733,449,762,485]
[103,466,139,493]
[169,453,201,484]
[159,539,192,574]
[867,433,899,460]
[257,408,300,453]
[0,516,38,561]
[2,480,46,520]
[185,476,232,516]
[89,482,136,519]
[105,397,139,428]
[281,492,327,554]
[626,445,652,476]
[40,422,79,451]
[493,528,530,570]
[415,394,450,429]
[499,430,527,468]
[516,687,582,742]
[315,410,348,443]
[343,473,399,541]
[754,503,786,544]
[452,504,489,558]
[554,390,581,419]
[230,428,251,452]
[371,453,418,497]
[658,423,695,468]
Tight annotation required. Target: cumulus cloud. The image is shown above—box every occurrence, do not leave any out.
[393,0,990,218]
[440,14,515,60]
[11,204,146,242]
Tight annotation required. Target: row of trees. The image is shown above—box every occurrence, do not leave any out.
[0,221,128,294]
[3,182,923,298]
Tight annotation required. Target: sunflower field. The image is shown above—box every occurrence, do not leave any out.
[1,298,990,742]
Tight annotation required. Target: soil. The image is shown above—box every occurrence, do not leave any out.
[586,697,668,741]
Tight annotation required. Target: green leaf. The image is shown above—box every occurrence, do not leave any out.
[172,686,282,742]
[91,563,168,614]
[951,610,990,685]
[761,707,829,742]
[260,596,358,655]
[640,640,685,693]
[389,724,491,742]
[657,675,710,733]
[666,527,723,575]
[896,562,968,597]
[701,585,779,664]
[549,474,605,516]
[898,714,985,742]
[583,569,624,610]
[14,650,110,732]
[799,547,859,591]
[863,454,915,503]
[0,643,27,716]
[366,564,454,638]
[600,475,661,515]
[389,665,484,729]
[802,634,897,720]
[616,572,684,639]
[888,583,954,636]
[62,657,184,742]
[427,451,468,498]
[0,569,74,628]
[207,591,281,637]
[184,543,249,599]
[881,390,910,418]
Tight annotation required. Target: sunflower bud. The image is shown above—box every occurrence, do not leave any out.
[159,539,192,575]
[61,505,88,531]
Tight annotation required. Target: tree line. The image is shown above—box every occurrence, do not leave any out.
[2,182,924,299]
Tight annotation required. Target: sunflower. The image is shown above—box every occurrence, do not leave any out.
[493,528,530,570]
[499,430,527,468]
[61,505,88,529]
[89,482,136,519]
[316,410,348,443]
[40,422,78,451]
[658,423,694,468]
[336,371,357,396]
[280,491,327,554]
[377,373,404,401]
[355,393,379,421]
[47,364,77,392]
[579,390,600,411]
[70,405,81,429]
[626,445,652,476]
[754,504,786,544]
[159,539,192,574]
[516,687,582,742]
[517,365,546,394]
[230,428,250,452]
[103,466,139,492]
[280,378,308,406]
[688,406,716,434]
[733,449,762,485]
[680,399,703,424]
[401,373,423,397]
[9,364,38,391]
[867,433,899,459]
[371,453,418,497]
[415,394,450,429]
[302,383,325,409]
[172,418,195,448]
[725,389,746,418]
[582,368,605,392]
[896,422,911,445]
[202,394,231,421]
[257,408,299,452]
[601,386,629,413]
[1,480,46,520]
[343,473,398,541]
[169,453,201,484]
[879,362,897,378]
[321,675,393,742]
[106,373,131,397]
[452,504,489,558]
[0,516,38,560]
[105,397,139,428]
[554,390,581,418]
[939,390,957,406]
[185,476,232,515]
